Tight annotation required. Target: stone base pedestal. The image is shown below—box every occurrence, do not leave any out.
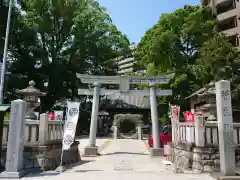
[55,165,66,172]
[150,148,164,157]
[83,146,99,157]
[0,170,26,179]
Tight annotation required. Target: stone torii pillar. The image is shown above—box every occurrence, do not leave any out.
[149,82,160,149]
[84,82,101,156]
[128,84,172,157]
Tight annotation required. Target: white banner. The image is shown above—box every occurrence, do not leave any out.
[55,111,63,121]
[62,101,80,150]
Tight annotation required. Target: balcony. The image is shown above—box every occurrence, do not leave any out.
[217,8,237,21]
[117,57,135,66]
[119,62,134,70]
[221,25,239,37]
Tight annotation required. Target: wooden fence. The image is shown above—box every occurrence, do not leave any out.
[2,113,64,146]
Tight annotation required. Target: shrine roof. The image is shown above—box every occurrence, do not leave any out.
[185,82,215,100]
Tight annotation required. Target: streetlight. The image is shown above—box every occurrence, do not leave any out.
[0,0,14,103]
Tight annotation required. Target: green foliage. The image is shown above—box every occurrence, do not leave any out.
[135,5,240,118]
[4,112,10,120]
[159,115,170,125]
[2,0,130,110]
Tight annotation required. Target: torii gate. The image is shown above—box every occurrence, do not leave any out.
[76,73,174,157]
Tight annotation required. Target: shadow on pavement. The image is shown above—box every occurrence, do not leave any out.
[66,160,94,170]
[74,170,104,172]
[24,172,61,178]
[24,160,94,178]
[103,152,148,156]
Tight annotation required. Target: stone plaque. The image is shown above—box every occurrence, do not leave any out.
[215,80,235,176]
[0,100,27,178]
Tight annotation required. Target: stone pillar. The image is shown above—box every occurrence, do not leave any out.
[170,110,177,144]
[192,115,205,171]
[84,82,101,156]
[149,82,161,157]
[137,126,142,140]
[194,115,205,147]
[113,126,118,139]
[215,80,235,176]
[39,113,49,145]
[0,100,27,178]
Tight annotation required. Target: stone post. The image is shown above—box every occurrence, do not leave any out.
[170,109,178,145]
[39,113,49,145]
[192,115,205,171]
[215,80,235,176]
[194,115,205,147]
[149,82,161,157]
[0,100,27,178]
[137,126,142,140]
[84,82,101,156]
[113,126,118,139]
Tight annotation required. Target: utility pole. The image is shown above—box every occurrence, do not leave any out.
[0,0,14,103]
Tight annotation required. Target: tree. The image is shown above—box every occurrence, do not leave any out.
[135,6,216,107]
[6,0,130,110]
[193,34,240,102]
[134,5,240,115]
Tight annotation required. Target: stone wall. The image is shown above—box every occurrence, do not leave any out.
[0,141,80,172]
[173,143,240,173]
[172,142,221,173]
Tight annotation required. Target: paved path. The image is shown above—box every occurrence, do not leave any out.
[20,139,215,180]
[75,137,110,155]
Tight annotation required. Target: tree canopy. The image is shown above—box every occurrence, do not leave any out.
[134,5,240,119]
[2,0,130,110]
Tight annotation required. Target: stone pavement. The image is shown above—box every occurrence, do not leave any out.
[18,139,215,180]
[75,137,110,155]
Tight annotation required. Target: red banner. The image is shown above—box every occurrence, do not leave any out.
[184,111,195,122]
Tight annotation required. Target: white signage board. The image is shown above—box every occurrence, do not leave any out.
[62,101,80,150]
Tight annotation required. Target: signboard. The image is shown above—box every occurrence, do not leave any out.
[184,111,195,122]
[62,101,80,150]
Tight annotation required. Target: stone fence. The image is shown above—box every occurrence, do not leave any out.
[2,114,64,146]
[172,117,240,173]
[177,121,240,146]
[1,113,80,172]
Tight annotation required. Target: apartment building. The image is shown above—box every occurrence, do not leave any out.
[115,45,136,75]
[201,0,240,49]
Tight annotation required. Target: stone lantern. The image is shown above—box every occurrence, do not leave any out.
[16,80,46,120]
